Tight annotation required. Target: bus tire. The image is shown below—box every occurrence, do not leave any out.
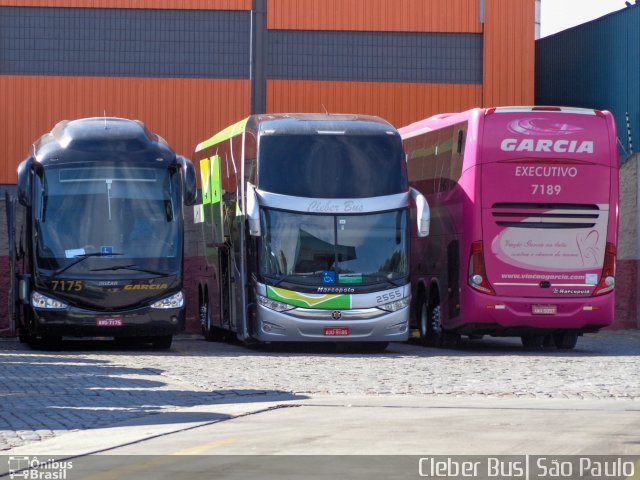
[151,335,172,350]
[553,331,578,350]
[417,297,430,346]
[200,296,225,342]
[18,327,32,344]
[418,295,442,347]
[29,335,62,351]
[358,342,389,353]
[521,334,545,348]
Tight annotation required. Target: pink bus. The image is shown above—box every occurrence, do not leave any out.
[400,107,619,349]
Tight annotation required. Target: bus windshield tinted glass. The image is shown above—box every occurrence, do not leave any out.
[258,134,407,198]
[260,208,408,286]
[35,164,181,275]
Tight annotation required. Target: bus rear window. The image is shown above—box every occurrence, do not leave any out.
[258,134,407,198]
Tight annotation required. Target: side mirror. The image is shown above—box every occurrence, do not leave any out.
[246,183,261,236]
[410,188,430,237]
[17,158,32,207]
[178,156,197,206]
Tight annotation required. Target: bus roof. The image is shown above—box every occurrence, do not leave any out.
[398,106,609,139]
[31,117,175,164]
[251,113,397,136]
[195,117,249,153]
[195,113,398,154]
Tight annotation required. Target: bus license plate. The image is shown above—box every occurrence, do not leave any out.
[324,327,350,337]
[96,316,123,327]
[532,304,557,315]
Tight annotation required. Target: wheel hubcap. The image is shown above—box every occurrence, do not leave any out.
[430,305,442,335]
[420,304,428,337]
[199,304,208,327]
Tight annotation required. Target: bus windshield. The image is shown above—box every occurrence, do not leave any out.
[34,163,182,275]
[259,208,408,287]
[258,134,407,198]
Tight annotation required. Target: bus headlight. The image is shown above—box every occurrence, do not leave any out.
[31,291,68,310]
[151,291,184,309]
[378,296,410,312]
[257,294,295,312]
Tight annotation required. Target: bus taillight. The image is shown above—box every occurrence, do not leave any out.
[468,241,495,295]
[531,106,562,112]
[593,243,616,296]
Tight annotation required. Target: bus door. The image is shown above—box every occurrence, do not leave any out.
[201,153,235,331]
[219,245,234,331]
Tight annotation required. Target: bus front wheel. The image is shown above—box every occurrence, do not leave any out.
[151,335,172,350]
[18,327,32,344]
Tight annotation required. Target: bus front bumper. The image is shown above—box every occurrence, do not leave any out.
[29,305,185,338]
[254,304,409,342]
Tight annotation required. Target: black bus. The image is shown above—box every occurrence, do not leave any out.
[7,117,196,349]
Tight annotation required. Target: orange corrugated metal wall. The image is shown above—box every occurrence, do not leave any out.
[483,0,535,107]
[267,81,483,131]
[265,0,534,127]
[0,0,535,182]
[0,76,250,184]
[267,0,481,33]
[0,0,251,9]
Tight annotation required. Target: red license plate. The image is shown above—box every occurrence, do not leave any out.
[532,304,557,315]
[96,316,123,327]
[323,327,350,337]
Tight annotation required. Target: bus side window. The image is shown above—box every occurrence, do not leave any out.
[422,132,439,193]
[436,126,454,193]
[244,130,257,185]
[447,127,465,191]
[457,129,465,155]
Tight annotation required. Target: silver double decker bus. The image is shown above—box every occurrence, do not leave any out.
[193,114,429,350]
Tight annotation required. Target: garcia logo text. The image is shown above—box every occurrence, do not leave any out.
[501,138,593,154]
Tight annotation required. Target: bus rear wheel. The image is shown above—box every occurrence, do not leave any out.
[553,331,578,350]
[200,297,226,342]
[419,296,459,348]
[418,298,441,347]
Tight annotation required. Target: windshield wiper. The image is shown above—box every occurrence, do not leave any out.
[374,275,404,288]
[90,264,167,277]
[262,274,290,288]
[52,252,124,278]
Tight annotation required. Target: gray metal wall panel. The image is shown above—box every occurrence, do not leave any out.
[0,7,250,78]
[536,6,640,156]
[267,30,483,84]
